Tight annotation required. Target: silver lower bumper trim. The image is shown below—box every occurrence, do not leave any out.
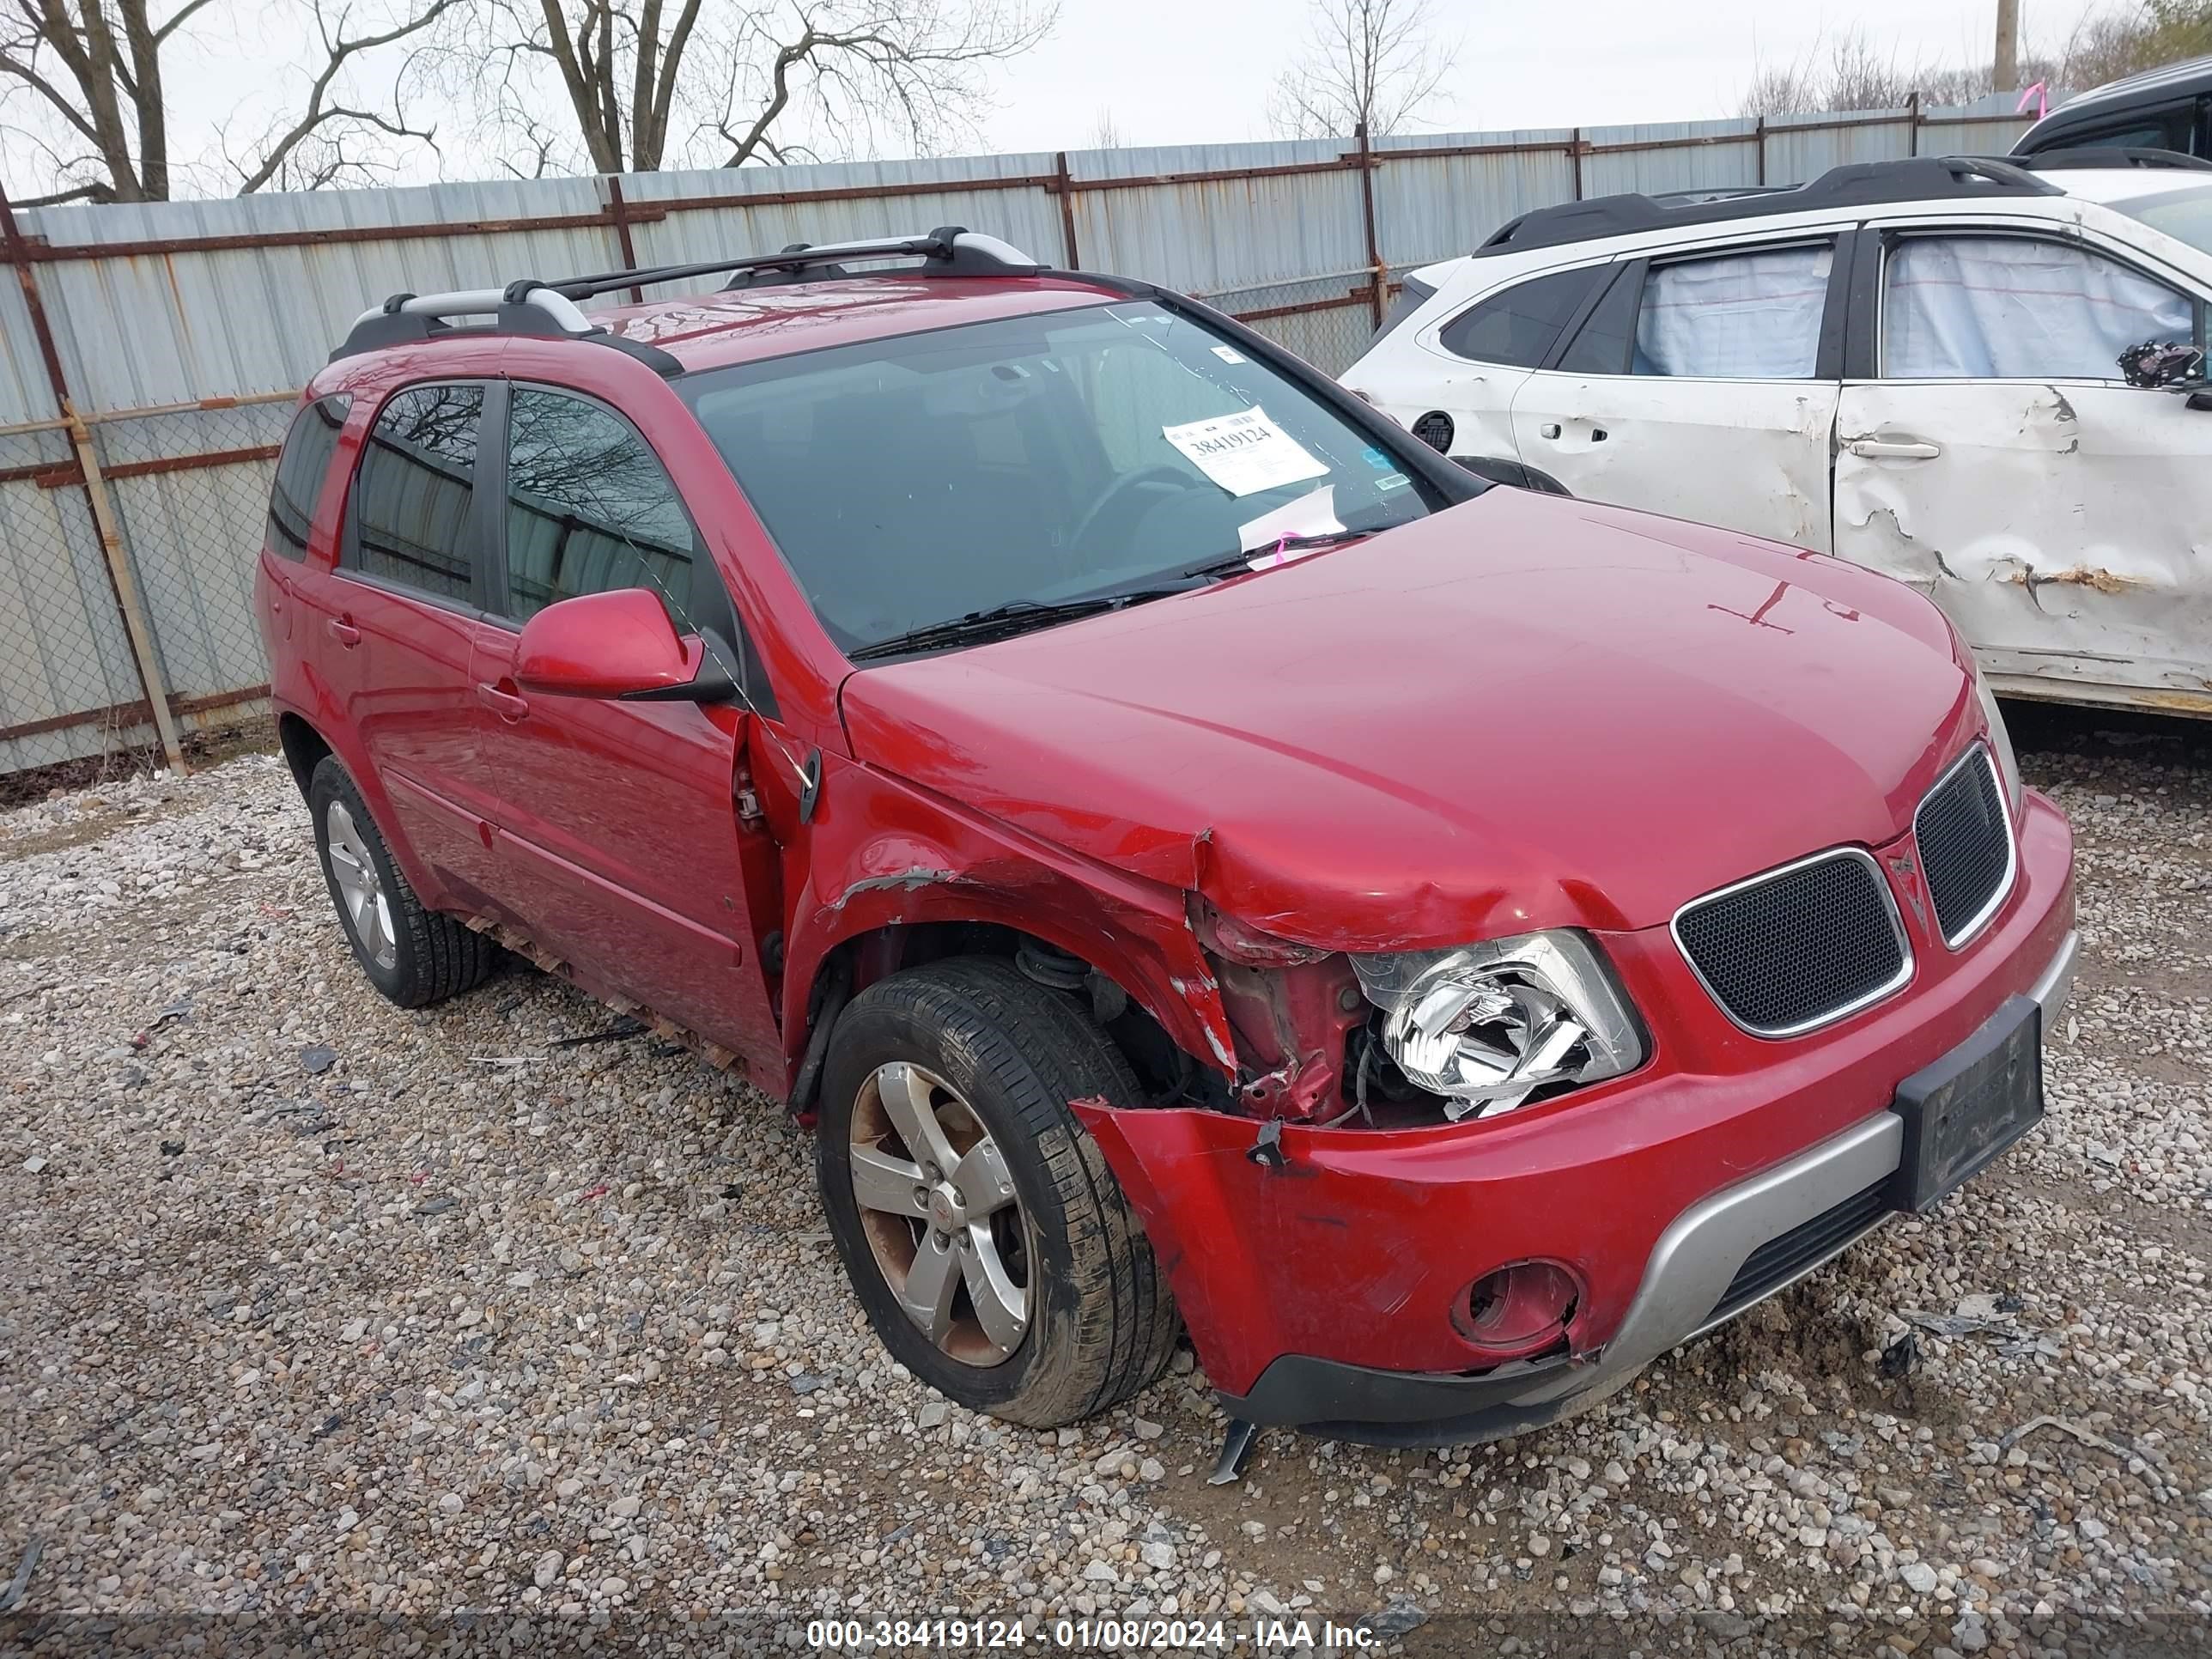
[1503,924,2078,1415]
[2029,928,2078,1027]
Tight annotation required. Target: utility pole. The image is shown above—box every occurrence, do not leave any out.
[1994,0,2021,91]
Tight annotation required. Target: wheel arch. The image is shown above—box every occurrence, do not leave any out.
[276,709,331,799]
[778,825,1237,1115]
[272,698,451,914]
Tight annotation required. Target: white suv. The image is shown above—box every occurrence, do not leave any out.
[1342,155,2212,717]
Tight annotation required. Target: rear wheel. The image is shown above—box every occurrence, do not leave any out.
[817,957,1177,1427]
[307,756,497,1007]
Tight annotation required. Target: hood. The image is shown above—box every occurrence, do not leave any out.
[838,489,1975,950]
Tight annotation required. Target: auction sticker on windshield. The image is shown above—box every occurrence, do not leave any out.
[1162,407,1328,497]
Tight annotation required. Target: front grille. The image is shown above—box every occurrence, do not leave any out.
[1916,746,2014,946]
[1703,1177,1890,1330]
[1674,849,1911,1036]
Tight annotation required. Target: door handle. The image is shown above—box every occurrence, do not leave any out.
[325,617,361,647]
[1847,438,1942,460]
[476,682,530,722]
[1540,422,1561,439]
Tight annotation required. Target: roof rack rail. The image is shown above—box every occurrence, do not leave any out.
[1474,155,2062,257]
[331,225,1043,369]
[1996,145,2212,173]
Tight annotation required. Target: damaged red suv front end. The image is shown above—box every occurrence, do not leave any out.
[844,485,2075,1444]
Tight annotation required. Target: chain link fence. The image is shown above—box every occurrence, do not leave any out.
[0,397,290,793]
[0,417,160,781]
[1207,270,1384,380]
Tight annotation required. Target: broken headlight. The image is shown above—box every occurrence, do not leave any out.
[1350,931,1644,1121]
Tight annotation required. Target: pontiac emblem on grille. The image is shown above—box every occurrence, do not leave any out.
[1887,852,1926,923]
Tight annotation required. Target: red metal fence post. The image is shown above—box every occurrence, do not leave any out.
[1354,121,1384,327]
[1054,152,1081,268]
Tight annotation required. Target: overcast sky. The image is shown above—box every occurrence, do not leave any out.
[988,0,2069,149]
[9,0,2094,199]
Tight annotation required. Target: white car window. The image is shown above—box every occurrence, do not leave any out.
[1882,235,2197,380]
[2114,184,2212,259]
[1632,245,1832,379]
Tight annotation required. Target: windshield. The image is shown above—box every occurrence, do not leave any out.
[678,300,1446,657]
[2116,184,2212,258]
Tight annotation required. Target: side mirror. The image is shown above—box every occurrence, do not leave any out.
[513,587,736,703]
[2118,338,2207,389]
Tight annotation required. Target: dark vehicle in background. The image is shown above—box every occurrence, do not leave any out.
[2014,56,2212,159]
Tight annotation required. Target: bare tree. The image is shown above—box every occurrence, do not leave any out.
[1268,0,1456,142]
[1087,105,1119,149]
[1,0,449,204]
[225,0,456,193]
[1741,4,2212,118]
[2058,0,2210,86]
[447,0,1054,178]
[0,0,215,203]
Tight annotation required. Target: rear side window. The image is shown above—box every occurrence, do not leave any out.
[1438,268,1599,366]
[1633,244,1832,379]
[502,388,696,623]
[350,384,483,604]
[267,394,349,562]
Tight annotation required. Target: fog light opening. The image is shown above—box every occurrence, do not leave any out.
[1453,1260,1580,1359]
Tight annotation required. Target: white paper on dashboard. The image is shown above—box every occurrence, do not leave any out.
[1161,406,1328,497]
[1237,484,1343,556]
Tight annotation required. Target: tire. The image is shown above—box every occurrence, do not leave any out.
[817,957,1178,1428]
[307,755,497,1008]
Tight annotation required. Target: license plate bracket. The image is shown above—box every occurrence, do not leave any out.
[1888,994,2044,1213]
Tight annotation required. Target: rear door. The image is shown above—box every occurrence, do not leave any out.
[301,380,511,904]
[1510,234,1848,549]
[469,382,784,1065]
[1832,222,2212,705]
[1376,264,1606,471]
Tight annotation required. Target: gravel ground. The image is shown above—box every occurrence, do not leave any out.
[2,712,2207,1657]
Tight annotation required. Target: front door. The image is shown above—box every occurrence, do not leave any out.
[1511,240,1844,550]
[1832,228,2212,704]
[297,379,510,905]
[469,383,783,1066]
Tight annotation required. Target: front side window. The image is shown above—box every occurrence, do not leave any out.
[503,388,696,623]
[678,301,1448,659]
[1634,244,1833,379]
[1438,268,1599,366]
[1883,234,2197,380]
[349,383,482,603]
[267,393,349,561]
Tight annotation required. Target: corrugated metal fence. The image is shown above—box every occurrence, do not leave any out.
[0,98,2032,780]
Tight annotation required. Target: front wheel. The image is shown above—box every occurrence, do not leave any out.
[817,957,1177,1427]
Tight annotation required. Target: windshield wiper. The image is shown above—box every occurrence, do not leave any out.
[1176,529,1373,582]
[848,590,1177,662]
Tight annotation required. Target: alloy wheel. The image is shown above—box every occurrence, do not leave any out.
[848,1060,1030,1367]
[325,799,398,971]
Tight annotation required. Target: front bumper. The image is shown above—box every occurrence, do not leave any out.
[1079,793,2075,1439]
[1215,927,2076,1445]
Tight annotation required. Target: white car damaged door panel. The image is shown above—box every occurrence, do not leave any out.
[1833,229,2212,711]
[1512,374,1838,550]
[1834,380,2212,708]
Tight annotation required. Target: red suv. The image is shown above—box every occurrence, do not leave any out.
[255,228,2075,1450]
